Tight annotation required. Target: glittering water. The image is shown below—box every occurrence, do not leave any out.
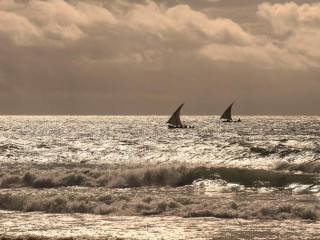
[0,116,319,167]
[1,210,320,240]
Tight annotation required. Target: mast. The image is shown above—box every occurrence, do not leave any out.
[220,101,235,121]
[167,103,184,126]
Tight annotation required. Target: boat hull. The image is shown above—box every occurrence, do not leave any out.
[168,125,194,129]
[222,120,241,123]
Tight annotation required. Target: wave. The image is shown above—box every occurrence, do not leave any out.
[276,161,320,173]
[249,146,301,157]
[0,163,318,221]
[0,163,318,189]
[0,186,318,221]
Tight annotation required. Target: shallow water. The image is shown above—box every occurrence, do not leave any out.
[0,116,319,168]
[1,210,319,240]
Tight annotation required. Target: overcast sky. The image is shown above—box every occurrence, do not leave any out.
[0,0,319,115]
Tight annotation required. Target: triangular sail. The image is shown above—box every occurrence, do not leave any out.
[220,102,235,120]
[167,103,184,126]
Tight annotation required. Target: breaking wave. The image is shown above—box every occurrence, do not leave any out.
[0,163,318,189]
[0,163,319,221]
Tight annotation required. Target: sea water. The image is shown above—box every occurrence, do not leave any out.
[0,116,319,240]
[0,115,319,167]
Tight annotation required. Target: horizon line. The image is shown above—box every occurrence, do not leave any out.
[1,114,320,117]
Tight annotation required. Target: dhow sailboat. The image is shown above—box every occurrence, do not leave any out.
[220,101,241,122]
[167,103,194,129]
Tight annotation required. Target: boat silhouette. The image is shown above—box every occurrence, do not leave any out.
[220,101,241,122]
[167,103,194,129]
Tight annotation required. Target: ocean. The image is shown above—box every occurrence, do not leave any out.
[0,115,319,166]
[0,116,319,240]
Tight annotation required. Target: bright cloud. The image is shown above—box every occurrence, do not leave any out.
[200,1,320,70]
[0,10,43,45]
[0,0,319,70]
[0,0,116,45]
[124,1,252,45]
[257,2,320,69]
[257,2,320,35]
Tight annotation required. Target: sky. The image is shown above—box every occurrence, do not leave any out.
[0,0,320,115]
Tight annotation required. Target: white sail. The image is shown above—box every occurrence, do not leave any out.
[220,101,235,121]
[167,103,184,126]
